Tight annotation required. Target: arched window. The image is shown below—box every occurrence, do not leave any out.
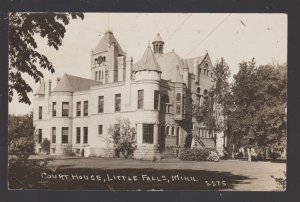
[176,93,181,114]
[166,126,170,136]
[172,127,175,136]
[204,89,208,96]
[95,71,98,80]
[161,94,169,113]
[99,71,101,80]
[204,62,209,69]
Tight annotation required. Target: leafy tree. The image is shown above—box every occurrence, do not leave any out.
[9,12,84,104]
[8,112,35,158]
[193,58,231,134]
[107,119,137,158]
[229,58,287,161]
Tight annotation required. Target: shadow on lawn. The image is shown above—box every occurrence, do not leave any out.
[9,167,253,190]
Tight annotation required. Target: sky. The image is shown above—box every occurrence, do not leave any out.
[8,13,287,115]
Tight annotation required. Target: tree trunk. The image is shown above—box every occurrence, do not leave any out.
[247,148,252,162]
[231,144,235,159]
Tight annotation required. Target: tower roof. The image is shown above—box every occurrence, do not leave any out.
[93,31,125,55]
[34,81,45,95]
[53,74,102,93]
[133,45,162,73]
[153,33,164,43]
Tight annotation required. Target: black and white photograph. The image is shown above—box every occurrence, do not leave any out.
[7,12,287,191]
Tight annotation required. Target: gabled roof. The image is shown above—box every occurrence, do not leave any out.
[34,81,45,95]
[52,74,102,93]
[93,31,125,55]
[186,53,207,74]
[133,45,162,73]
[155,51,185,82]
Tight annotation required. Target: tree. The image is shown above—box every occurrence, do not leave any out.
[229,58,287,161]
[8,112,35,158]
[9,12,84,104]
[107,119,137,158]
[193,58,231,134]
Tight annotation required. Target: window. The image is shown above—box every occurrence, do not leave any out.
[83,127,88,144]
[137,90,144,109]
[154,90,159,110]
[98,125,103,135]
[166,126,170,136]
[52,127,56,144]
[76,127,80,144]
[52,102,56,117]
[172,127,175,136]
[76,102,81,116]
[176,127,180,145]
[38,129,42,144]
[98,96,104,113]
[95,71,98,80]
[62,102,69,117]
[62,127,68,144]
[161,94,169,113]
[115,94,121,112]
[84,101,88,116]
[176,93,181,114]
[143,124,154,144]
[38,106,42,119]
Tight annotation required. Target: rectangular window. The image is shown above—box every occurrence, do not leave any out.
[98,125,103,135]
[38,129,42,144]
[154,90,159,110]
[76,102,81,116]
[52,127,56,144]
[76,127,80,144]
[62,127,68,144]
[98,96,104,113]
[52,102,56,117]
[137,90,144,109]
[115,94,121,112]
[62,102,69,117]
[83,127,88,144]
[38,106,42,120]
[143,124,154,144]
[84,101,88,116]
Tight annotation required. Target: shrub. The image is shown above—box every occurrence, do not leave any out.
[41,138,50,154]
[269,151,281,160]
[107,118,137,159]
[179,148,208,161]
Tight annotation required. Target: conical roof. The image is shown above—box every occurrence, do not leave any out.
[153,33,164,42]
[34,81,45,95]
[133,45,162,73]
[53,74,102,92]
[93,31,125,55]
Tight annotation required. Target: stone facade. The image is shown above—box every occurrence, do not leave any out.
[33,31,225,159]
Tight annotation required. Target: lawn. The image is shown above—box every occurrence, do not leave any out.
[10,157,286,191]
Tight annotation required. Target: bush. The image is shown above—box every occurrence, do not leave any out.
[269,151,281,160]
[107,119,137,159]
[41,138,50,154]
[179,148,219,161]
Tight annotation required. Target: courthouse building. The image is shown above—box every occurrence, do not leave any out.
[33,31,225,159]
